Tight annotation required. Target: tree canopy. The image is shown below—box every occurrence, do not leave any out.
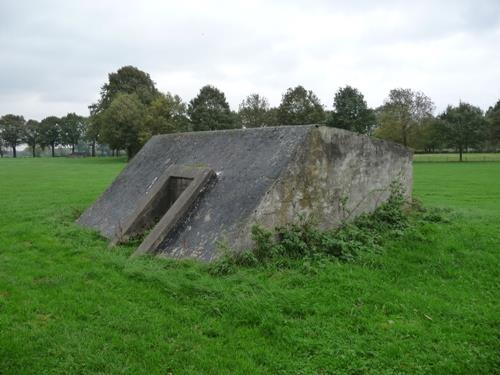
[278,86,325,125]
[328,86,375,134]
[440,102,486,161]
[89,66,169,157]
[486,100,500,146]
[0,114,25,157]
[90,65,159,115]
[1,62,497,158]
[40,116,61,157]
[145,93,188,136]
[188,85,235,131]
[24,119,41,157]
[238,94,271,128]
[376,88,434,147]
[100,93,147,159]
[60,113,87,153]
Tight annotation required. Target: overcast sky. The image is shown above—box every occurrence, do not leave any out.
[1,0,499,120]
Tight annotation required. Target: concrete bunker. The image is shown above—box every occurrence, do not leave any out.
[78,125,413,261]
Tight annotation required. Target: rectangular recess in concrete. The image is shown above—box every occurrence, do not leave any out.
[131,165,215,256]
[112,165,214,246]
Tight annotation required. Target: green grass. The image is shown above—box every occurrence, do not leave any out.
[1,157,499,374]
[413,162,500,214]
[413,153,500,162]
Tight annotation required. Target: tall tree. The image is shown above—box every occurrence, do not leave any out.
[411,117,446,153]
[145,93,188,136]
[0,114,25,158]
[486,100,500,147]
[100,93,147,159]
[60,113,86,153]
[90,65,159,115]
[188,85,235,131]
[328,86,375,134]
[40,116,61,157]
[24,119,41,157]
[440,102,486,162]
[278,86,325,125]
[84,116,101,157]
[377,88,434,147]
[89,66,161,156]
[238,93,271,128]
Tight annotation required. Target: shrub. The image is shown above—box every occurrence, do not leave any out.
[209,182,445,275]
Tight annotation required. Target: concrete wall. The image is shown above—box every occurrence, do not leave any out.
[235,127,412,249]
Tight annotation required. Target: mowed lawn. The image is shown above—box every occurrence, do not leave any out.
[414,153,500,162]
[0,157,499,374]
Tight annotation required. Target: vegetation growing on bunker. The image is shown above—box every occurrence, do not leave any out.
[209,183,448,275]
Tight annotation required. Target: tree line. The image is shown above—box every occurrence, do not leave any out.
[0,113,87,158]
[1,65,499,161]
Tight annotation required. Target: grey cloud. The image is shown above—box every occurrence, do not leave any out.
[0,0,499,120]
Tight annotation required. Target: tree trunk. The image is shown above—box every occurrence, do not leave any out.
[111,149,115,157]
[459,145,463,162]
[72,144,75,154]
[51,144,55,157]
[12,145,16,158]
[32,145,36,158]
[127,147,133,160]
[91,141,96,157]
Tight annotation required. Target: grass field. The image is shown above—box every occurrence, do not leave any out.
[413,153,500,162]
[0,157,499,374]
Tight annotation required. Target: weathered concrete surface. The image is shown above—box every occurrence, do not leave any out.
[234,127,412,249]
[133,166,216,256]
[109,165,215,247]
[78,125,412,261]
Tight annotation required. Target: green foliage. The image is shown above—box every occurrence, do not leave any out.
[265,107,281,127]
[24,119,41,157]
[237,93,271,128]
[100,93,147,159]
[440,102,487,161]
[486,99,500,146]
[188,85,235,131]
[59,113,87,152]
[327,86,375,134]
[375,88,434,147]
[91,65,159,115]
[39,116,61,157]
[410,117,446,152]
[145,92,189,136]
[211,183,413,274]
[88,66,162,156]
[83,116,101,156]
[278,85,325,125]
[0,114,25,157]
[0,158,499,373]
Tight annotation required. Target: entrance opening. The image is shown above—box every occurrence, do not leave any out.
[150,176,193,226]
[163,176,193,214]
[112,165,215,249]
